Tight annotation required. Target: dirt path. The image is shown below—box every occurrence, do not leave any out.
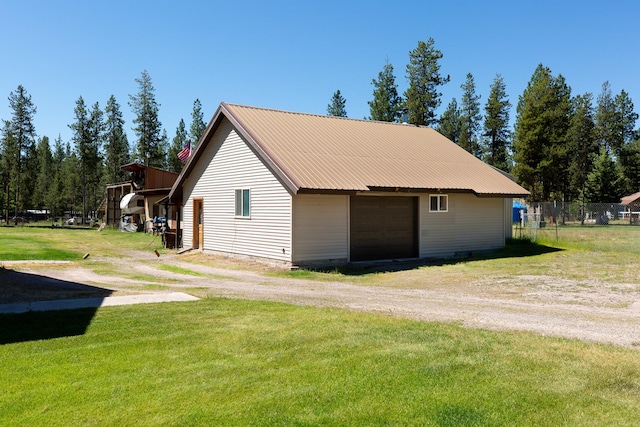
[5,253,640,349]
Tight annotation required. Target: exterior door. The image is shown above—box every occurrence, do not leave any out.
[350,196,418,261]
[193,199,203,250]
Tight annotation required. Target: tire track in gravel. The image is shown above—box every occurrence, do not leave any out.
[11,253,640,349]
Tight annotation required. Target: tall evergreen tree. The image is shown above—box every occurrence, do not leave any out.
[368,61,403,122]
[567,93,598,205]
[4,85,37,221]
[168,119,188,173]
[0,120,16,221]
[48,135,67,221]
[595,81,617,155]
[327,90,347,117]
[615,89,638,149]
[404,38,449,126]
[68,97,90,222]
[32,136,53,211]
[129,70,164,167]
[614,90,639,193]
[620,139,640,194]
[585,146,624,202]
[513,64,572,201]
[104,95,130,183]
[88,102,105,217]
[483,74,511,171]
[458,73,482,157]
[437,98,461,144]
[159,129,169,170]
[69,97,102,224]
[61,141,81,218]
[189,99,207,146]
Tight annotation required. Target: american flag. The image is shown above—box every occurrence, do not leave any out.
[177,141,191,163]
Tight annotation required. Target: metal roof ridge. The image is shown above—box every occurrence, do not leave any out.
[221,102,434,128]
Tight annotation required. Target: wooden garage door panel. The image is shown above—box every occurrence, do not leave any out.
[350,196,417,261]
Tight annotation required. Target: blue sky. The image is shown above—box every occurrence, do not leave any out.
[1,1,639,149]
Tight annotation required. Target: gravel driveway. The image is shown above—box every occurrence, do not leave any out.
[3,252,640,349]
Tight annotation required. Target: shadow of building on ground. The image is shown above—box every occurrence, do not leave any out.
[315,239,563,275]
[0,269,113,344]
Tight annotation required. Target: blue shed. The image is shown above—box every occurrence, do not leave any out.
[513,201,526,223]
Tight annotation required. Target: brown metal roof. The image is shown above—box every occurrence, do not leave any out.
[170,103,529,200]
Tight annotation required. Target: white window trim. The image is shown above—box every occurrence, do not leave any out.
[235,188,251,218]
[429,194,448,212]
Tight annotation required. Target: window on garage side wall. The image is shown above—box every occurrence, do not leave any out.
[429,194,448,212]
[235,189,251,217]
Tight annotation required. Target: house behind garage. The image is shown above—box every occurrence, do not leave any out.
[168,103,529,266]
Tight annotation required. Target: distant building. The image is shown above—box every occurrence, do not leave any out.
[101,163,178,232]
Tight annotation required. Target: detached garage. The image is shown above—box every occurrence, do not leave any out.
[168,103,529,266]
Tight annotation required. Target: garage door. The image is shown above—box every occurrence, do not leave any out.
[350,196,418,261]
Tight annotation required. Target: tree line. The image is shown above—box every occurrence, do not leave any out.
[0,70,206,223]
[327,38,640,205]
[3,37,640,224]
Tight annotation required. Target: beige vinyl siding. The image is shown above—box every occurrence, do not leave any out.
[504,198,513,239]
[292,194,349,264]
[182,118,292,261]
[420,194,505,258]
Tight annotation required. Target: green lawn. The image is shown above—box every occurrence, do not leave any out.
[2,298,639,426]
[2,225,640,424]
[0,226,166,261]
[0,229,80,260]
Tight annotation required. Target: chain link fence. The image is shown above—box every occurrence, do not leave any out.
[513,200,640,240]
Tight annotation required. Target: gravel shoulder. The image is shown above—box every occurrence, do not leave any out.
[3,252,640,349]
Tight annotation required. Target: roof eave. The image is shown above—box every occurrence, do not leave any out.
[297,186,530,198]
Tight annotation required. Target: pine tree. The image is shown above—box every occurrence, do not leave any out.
[615,89,638,148]
[595,81,617,155]
[327,90,347,117]
[620,139,640,194]
[69,97,102,224]
[513,64,572,201]
[104,95,130,184]
[61,142,81,219]
[4,85,38,222]
[483,74,511,171]
[437,98,461,144]
[614,90,639,194]
[168,119,187,173]
[458,73,482,157]
[159,129,169,170]
[404,38,449,126]
[129,70,164,167]
[0,120,16,222]
[585,146,624,202]
[189,99,207,146]
[567,93,598,206]
[32,136,53,211]
[48,135,66,221]
[88,102,105,218]
[368,61,403,122]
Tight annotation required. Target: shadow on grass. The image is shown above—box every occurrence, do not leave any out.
[0,269,113,344]
[0,308,101,345]
[316,238,563,276]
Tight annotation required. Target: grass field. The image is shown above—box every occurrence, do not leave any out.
[0,225,167,261]
[2,299,640,426]
[1,224,640,425]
